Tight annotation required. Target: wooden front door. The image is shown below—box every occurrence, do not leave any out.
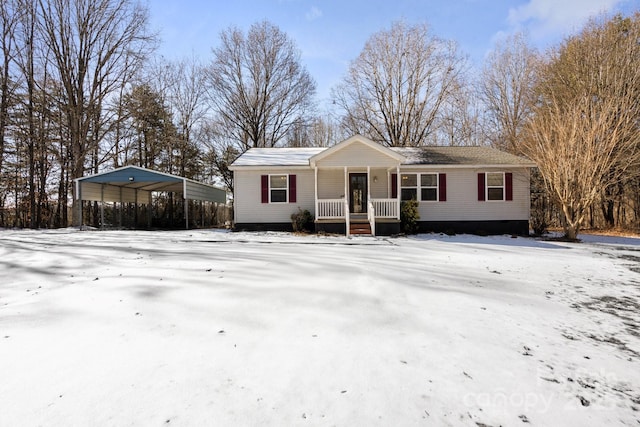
[349,173,367,213]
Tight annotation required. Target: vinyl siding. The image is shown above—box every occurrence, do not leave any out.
[315,141,400,168]
[413,168,530,221]
[317,169,345,199]
[234,169,315,223]
[234,166,530,223]
[316,168,389,199]
[370,168,389,198]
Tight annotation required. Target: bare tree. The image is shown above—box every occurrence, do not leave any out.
[164,55,208,177]
[199,118,239,193]
[0,0,19,198]
[207,21,316,151]
[436,76,482,146]
[480,32,539,154]
[332,21,467,147]
[286,113,344,147]
[36,0,155,225]
[522,13,640,240]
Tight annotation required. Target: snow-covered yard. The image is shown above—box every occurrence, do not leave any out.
[1,229,639,426]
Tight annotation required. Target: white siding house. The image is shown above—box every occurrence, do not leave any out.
[230,135,536,236]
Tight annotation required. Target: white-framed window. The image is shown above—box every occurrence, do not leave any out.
[400,174,418,201]
[400,173,440,201]
[486,172,504,201]
[269,174,288,203]
[420,173,438,202]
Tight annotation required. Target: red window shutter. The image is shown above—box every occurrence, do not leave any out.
[477,173,485,201]
[261,175,268,203]
[289,174,297,203]
[505,172,513,201]
[438,173,447,202]
[391,173,398,198]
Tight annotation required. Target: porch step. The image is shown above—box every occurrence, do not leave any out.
[349,222,372,235]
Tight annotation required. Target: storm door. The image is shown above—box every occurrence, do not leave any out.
[349,173,368,214]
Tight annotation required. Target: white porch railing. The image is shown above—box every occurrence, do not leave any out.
[371,198,398,218]
[345,199,350,237]
[367,200,376,236]
[316,199,345,219]
[316,198,399,220]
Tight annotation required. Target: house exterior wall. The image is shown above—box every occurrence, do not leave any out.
[316,167,391,199]
[370,168,390,198]
[315,141,399,168]
[317,169,344,199]
[409,167,530,222]
[233,169,315,225]
[234,166,530,225]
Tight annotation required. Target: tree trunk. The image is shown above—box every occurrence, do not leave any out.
[564,223,579,240]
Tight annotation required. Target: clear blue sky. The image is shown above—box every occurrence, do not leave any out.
[149,0,636,104]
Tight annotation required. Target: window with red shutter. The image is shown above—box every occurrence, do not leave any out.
[289,174,296,203]
[261,175,268,203]
[391,173,398,198]
[438,173,446,202]
[477,173,485,201]
[505,172,513,201]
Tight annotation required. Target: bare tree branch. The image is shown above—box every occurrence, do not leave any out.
[332,21,467,147]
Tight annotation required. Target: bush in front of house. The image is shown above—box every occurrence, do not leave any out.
[291,208,314,233]
[400,199,419,234]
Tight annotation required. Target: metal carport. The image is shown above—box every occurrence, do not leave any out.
[75,165,227,229]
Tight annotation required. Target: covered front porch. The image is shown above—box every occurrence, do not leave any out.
[314,168,400,236]
[309,137,405,236]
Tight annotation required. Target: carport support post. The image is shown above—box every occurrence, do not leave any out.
[100,184,105,229]
[183,180,189,230]
[77,180,83,230]
[119,187,123,227]
[184,197,189,229]
[147,192,152,228]
[134,189,138,227]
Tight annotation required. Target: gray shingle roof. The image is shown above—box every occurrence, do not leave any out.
[392,146,535,166]
[231,147,325,167]
[231,145,535,167]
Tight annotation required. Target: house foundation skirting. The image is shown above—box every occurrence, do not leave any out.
[234,222,294,232]
[417,220,529,236]
[234,220,527,236]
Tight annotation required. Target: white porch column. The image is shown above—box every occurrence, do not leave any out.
[396,165,401,220]
[344,166,349,236]
[343,166,348,206]
[366,166,371,202]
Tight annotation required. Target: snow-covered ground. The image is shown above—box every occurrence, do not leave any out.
[1,229,639,426]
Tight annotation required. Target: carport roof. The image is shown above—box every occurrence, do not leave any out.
[75,165,226,203]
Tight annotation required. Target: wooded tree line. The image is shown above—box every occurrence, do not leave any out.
[0,0,638,238]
